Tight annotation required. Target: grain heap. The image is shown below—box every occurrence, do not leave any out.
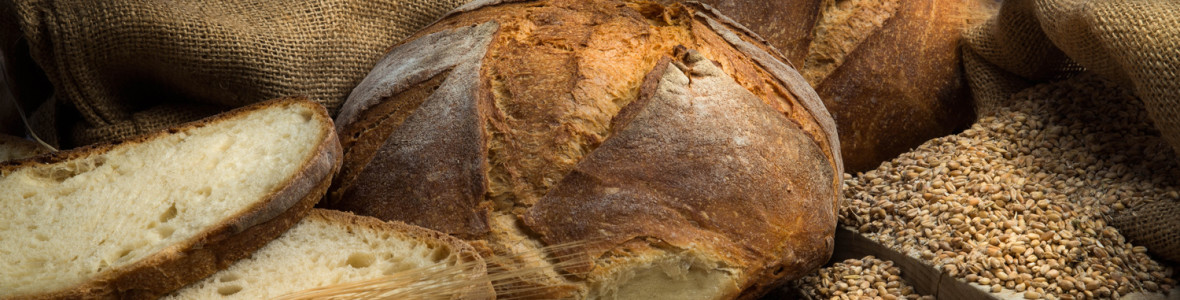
[840,73,1179,299]
[794,256,933,300]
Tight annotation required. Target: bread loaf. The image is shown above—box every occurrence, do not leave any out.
[800,0,994,172]
[165,209,492,300]
[0,98,341,299]
[327,1,841,298]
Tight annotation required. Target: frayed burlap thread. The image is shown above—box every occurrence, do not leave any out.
[8,0,465,146]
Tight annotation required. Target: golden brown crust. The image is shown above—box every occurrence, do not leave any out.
[522,51,835,296]
[1,98,343,299]
[692,7,844,180]
[333,1,839,298]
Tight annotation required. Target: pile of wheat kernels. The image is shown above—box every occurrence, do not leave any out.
[840,73,1179,300]
[795,256,934,300]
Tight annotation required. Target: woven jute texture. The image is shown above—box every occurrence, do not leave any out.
[5,0,465,146]
[1112,200,1180,263]
[963,0,1180,154]
[963,0,1180,262]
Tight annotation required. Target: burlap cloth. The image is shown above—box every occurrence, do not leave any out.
[1,0,465,147]
[963,0,1180,262]
[1112,200,1180,264]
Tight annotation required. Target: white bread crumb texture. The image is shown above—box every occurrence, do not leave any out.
[0,104,325,296]
[164,213,457,299]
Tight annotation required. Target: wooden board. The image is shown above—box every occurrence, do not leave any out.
[832,227,1178,300]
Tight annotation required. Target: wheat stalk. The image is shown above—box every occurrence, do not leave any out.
[0,50,56,152]
[274,239,600,299]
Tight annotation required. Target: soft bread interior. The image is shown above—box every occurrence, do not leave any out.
[164,210,464,299]
[0,103,327,296]
[588,250,740,300]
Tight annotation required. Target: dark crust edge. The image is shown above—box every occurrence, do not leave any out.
[682,1,785,60]
[2,98,343,299]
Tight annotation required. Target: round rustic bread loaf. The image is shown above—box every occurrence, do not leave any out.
[325,0,842,298]
[800,0,995,172]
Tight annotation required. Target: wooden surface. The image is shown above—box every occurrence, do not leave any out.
[831,227,999,299]
[831,227,1178,300]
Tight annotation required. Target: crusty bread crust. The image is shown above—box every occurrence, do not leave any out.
[330,1,841,298]
[330,22,500,239]
[804,0,986,172]
[690,3,844,179]
[523,50,836,299]
[1,98,342,299]
[689,0,824,67]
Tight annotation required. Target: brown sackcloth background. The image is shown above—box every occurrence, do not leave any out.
[1112,200,1180,263]
[1,0,466,147]
[963,0,1180,262]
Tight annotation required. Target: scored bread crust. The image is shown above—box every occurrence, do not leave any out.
[522,50,837,299]
[331,22,500,238]
[689,2,843,178]
[330,1,841,298]
[0,98,342,299]
[689,0,824,67]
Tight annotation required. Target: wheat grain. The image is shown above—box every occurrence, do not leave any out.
[795,256,934,300]
[274,239,600,299]
[833,73,1177,299]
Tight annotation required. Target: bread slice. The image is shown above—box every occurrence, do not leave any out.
[164,209,493,300]
[0,97,342,299]
[0,134,49,162]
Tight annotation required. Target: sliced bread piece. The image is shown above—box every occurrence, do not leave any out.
[164,209,493,300]
[0,97,342,299]
[0,134,49,162]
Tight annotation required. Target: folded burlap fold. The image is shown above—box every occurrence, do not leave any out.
[3,0,464,147]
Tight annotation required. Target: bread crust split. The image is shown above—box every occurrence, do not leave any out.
[523,49,837,299]
[687,0,824,67]
[0,97,342,299]
[329,1,841,298]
